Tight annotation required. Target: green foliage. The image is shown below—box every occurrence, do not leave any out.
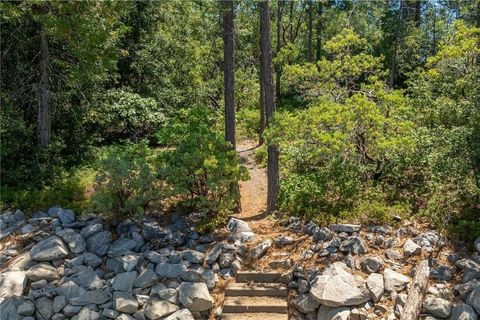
[91,143,165,221]
[159,107,249,216]
[237,107,260,140]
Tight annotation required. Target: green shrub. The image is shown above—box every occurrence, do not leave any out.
[91,143,166,220]
[253,144,267,167]
[237,107,260,140]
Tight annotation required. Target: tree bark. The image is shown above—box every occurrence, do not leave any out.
[258,44,266,146]
[315,1,323,64]
[389,0,403,88]
[400,260,430,320]
[260,0,279,213]
[275,0,282,102]
[307,0,313,62]
[37,24,51,147]
[223,0,235,148]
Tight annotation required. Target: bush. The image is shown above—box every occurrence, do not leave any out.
[237,107,260,141]
[91,143,166,220]
[159,107,248,225]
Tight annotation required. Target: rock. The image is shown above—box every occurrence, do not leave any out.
[385,250,403,260]
[422,295,452,318]
[31,236,69,261]
[227,218,251,233]
[360,257,383,273]
[317,305,351,320]
[71,308,101,320]
[366,273,384,302]
[384,268,410,292]
[313,227,334,242]
[142,221,169,241]
[135,269,159,288]
[113,291,138,314]
[17,301,35,316]
[83,253,102,267]
[0,271,26,298]
[112,271,138,292]
[81,224,103,239]
[163,309,195,320]
[450,304,478,320]
[309,265,370,307]
[36,297,54,320]
[53,295,66,313]
[430,265,455,281]
[182,250,205,264]
[403,239,421,257]
[56,229,86,254]
[82,289,112,305]
[294,293,320,313]
[156,263,188,279]
[466,287,480,314]
[329,224,361,233]
[86,231,112,256]
[475,238,480,253]
[145,250,168,264]
[120,253,143,272]
[155,288,179,304]
[251,239,273,259]
[339,236,367,255]
[178,282,213,312]
[144,299,179,319]
[205,244,222,264]
[75,268,104,290]
[218,252,236,268]
[275,236,294,246]
[56,281,87,301]
[58,209,75,225]
[63,304,82,316]
[102,308,119,318]
[108,238,137,257]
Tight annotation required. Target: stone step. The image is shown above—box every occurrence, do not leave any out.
[221,312,289,320]
[222,296,288,313]
[225,282,287,297]
[236,271,283,283]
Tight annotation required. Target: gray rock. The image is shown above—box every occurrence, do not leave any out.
[36,297,54,320]
[58,209,75,225]
[317,305,351,320]
[142,221,169,241]
[31,279,48,289]
[81,224,103,239]
[86,231,112,257]
[31,236,69,261]
[360,256,383,273]
[113,291,138,314]
[17,301,35,316]
[384,268,410,292]
[83,253,102,267]
[205,243,222,264]
[71,307,101,320]
[309,265,370,307]
[450,303,478,320]
[466,287,480,314]
[227,218,251,233]
[329,224,361,233]
[293,293,320,313]
[163,309,195,320]
[339,236,366,255]
[403,239,421,257]
[475,238,480,253]
[0,271,26,298]
[145,250,168,264]
[74,268,104,290]
[218,252,236,268]
[430,265,455,281]
[0,296,22,320]
[313,227,334,242]
[182,250,205,264]
[366,273,384,302]
[178,282,213,312]
[108,238,137,257]
[56,229,86,254]
[144,299,179,319]
[56,281,87,301]
[63,304,82,316]
[155,288,179,304]
[422,295,452,318]
[119,253,143,272]
[53,295,66,313]
[112,271,137,292]
[274,236,294,246]
[102,308,120,319]
[80,289,112,305]
[250,239,273,259]
[135,269,159,288]
[155,263,187,279]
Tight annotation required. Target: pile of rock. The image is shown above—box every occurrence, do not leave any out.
[0,208,251,320]
[275,219,480,319]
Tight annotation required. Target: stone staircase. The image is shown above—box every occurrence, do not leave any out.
[221,271,289,319]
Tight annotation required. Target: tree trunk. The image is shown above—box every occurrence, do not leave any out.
[223,0,235,148]
[37,24,51,147]
[258,44,266,146]
[260,0,279,213]
[400,260,430,320]
[315,1,323,64]
[404,0,420,27]
[307,0,313,62]
[274,0,282,102]
[389,0,403,88]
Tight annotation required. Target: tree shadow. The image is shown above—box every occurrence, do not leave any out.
[241,210,268,222]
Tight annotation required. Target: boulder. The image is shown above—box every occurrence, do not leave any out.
[74,268,104,290]
[182,250,205,264]
[108,238,137,257]
[384,268,410,292]
[164,309,195,320]
[329,224,361,233]
[113,291,138,314]
[313,228,334,242]
[135,269,159,288]
[86,231,112,256]
[0,271,26,298]
[178,282,213,312]
[53,295,66,313]
[339,237,366,255]
[366,273,384,302]
[58,209,75,225]
[81,223,103,239]
[72,308,101,320]
[156,263,188,279]
[56,229,86,254]
[112,271,138,292]
[450,304,478,320]
[250,239,273,259]
[205,243,222,264]
[31,236,69,261]
[35,297,54,320]
[17,301,35,316]
[360,256,383,273]
[275,236,294,246]
[294,293,320,313]
[403,239,422,257]
[317,305,351,320]
[56,281,87,301]
[83,252,103,267]
[144,299,179,319]
[466,287,480,314]
[422,295,452,318]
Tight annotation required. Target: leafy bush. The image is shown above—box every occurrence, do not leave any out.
[91,143,166,220]
[237,107,260,141]
[159,107,248,224]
